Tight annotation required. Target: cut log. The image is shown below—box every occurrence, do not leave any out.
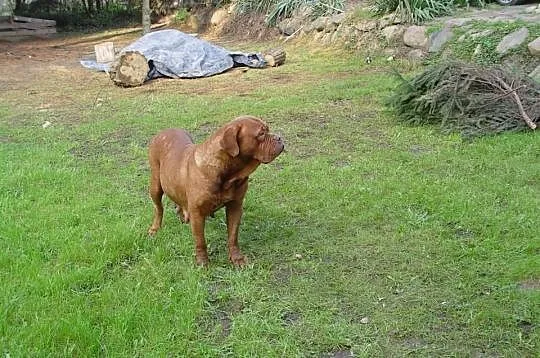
[109,51,149,87]
[263,48,286,67]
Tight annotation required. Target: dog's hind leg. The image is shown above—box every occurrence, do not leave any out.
[148,168,164,236]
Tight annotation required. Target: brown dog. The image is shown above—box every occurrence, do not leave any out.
[147,116,284,266]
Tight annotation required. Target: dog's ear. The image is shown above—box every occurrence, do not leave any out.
[220,125,240,157]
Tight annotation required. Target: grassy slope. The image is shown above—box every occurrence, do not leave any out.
[0,44,538,357]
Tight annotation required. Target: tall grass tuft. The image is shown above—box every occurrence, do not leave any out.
[235,0,344,26]
[371,0,454,24]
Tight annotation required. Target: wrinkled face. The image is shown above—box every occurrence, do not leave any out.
[220,116,284,163]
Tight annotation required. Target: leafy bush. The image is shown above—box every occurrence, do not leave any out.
[371,0,454,24]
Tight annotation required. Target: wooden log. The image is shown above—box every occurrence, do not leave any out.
[95,42,115,63]
[263,48,286,67]
[109,51,149,87]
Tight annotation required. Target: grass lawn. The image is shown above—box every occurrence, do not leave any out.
[0,36,538,357]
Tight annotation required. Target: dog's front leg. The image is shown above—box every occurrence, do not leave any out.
[225,200,247,267]
[190,212,209,267]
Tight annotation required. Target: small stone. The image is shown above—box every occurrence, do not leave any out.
[295,253,303,259]
[360,317,370,324]
[470,29,493,40]
[527,37,540,57]
[473,44,482,56]
[496,27,529,55]
[387,55,394,62]
[529,65,540,83]
[445,18,471,27]
[42,121,52,129]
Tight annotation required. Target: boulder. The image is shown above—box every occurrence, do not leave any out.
[428,27,453,53]
[382,25,405,44]
[312,17,328,32]
[403,25,429,50]
[528,37,540,57]
[529,64,540,83]
[278,18,303,36]
[210,8,228,27]
[329,12,346,26]
[496,27,529,55]
[379,13,402,28]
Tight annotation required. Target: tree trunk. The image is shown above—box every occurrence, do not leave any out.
[142,0,151,35]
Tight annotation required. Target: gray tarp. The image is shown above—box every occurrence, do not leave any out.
[80,29,266,79]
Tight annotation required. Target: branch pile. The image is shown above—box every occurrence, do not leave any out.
[389,61,540,137]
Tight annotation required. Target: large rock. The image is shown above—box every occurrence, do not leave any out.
[311,17,328,32]
[529,65,540,83]
[382,25,405,44]
[378,13,402,28]
[528,37,540,57]
[496,27,529,55]
[403,25,429,50]
[278,18,303,36]
[428,27,453,53]
[210,8,228,26]
[329,12,346,26]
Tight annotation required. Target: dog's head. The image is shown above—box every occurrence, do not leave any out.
[219,116,284,164]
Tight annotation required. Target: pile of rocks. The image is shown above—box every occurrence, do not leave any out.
[276,7,540,80]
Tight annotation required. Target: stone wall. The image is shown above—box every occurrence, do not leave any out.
[276,5,540,81]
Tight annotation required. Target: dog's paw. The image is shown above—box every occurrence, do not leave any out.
[229,253,248,267]
[147,226,159,236]
[195,254,210,267]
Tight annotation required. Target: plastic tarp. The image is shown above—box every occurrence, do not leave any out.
[80,29,266,79]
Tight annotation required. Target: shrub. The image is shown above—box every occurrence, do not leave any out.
[371,0,454,24]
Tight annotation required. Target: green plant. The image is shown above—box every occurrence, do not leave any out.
[371,0,454,24]
[235,0,344,26]
[174,7,189,23]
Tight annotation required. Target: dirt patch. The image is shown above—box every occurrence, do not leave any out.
[518,278,540,291]
[281,311,301,326]
[220,13,280,41]
[319,349,354,358]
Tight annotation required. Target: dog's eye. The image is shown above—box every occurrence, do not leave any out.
[257,132,265,140]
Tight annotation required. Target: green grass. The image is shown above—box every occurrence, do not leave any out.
[0,40,539,357]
